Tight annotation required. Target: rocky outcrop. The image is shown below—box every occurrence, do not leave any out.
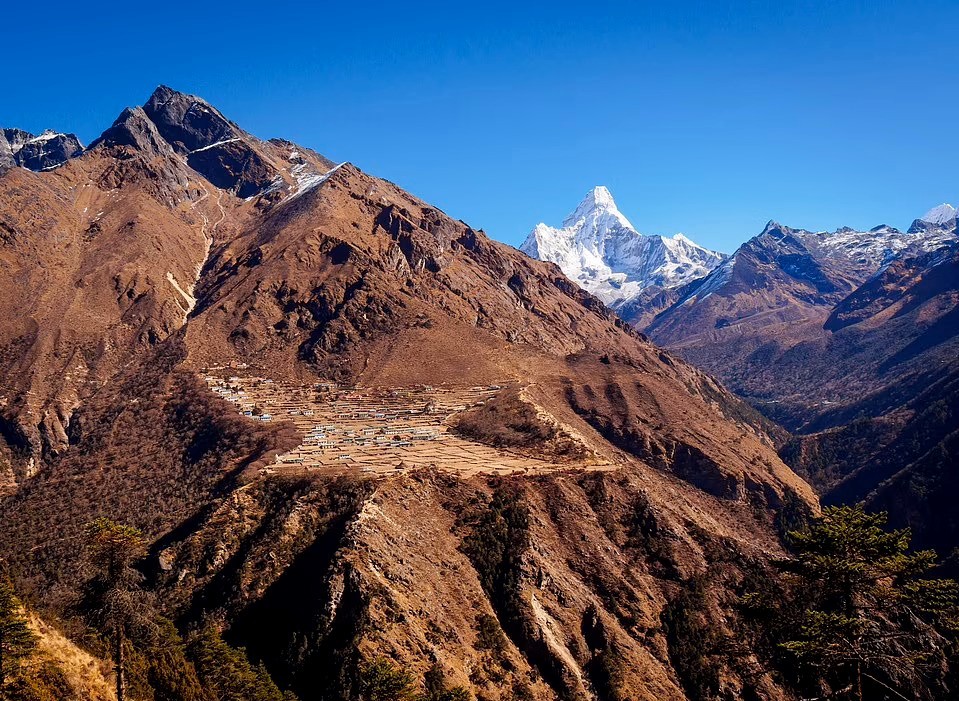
[0,128,83,171]
[90,106,171,157]
[143,85,280,197]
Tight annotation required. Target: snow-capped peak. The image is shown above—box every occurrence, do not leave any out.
[561,185,634,231]
[920,203,956,226]
[27,130,66,144]
[573,185,616,213]
[520,186,726,307]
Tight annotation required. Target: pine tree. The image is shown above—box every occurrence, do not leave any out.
[0,577,37,700]
[79,518,154,701]
[358,657,417,701]
[776,505,959,700]
[187,625,295,701]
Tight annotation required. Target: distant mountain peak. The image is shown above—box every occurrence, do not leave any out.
[146,84,204,112]
[521,186,726,306]
[143,86,237,155]
[909,202,958,234]
[578,185,617,211]
[561,185,633,230]
[920,203,956,226]
[150,84,180,99]
[28,129,65,143]
[761,220,788,235]
[0,128,83,172]
[652,210,959,321]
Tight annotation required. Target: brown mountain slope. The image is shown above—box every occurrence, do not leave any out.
[0,87,336,488]
[640,223,866,420]
[776,244,959,558]
[0,148,213,483]
[0,86,815,701]
[183,162,639,381]
[174,159,810,503]
[627,212,959,564]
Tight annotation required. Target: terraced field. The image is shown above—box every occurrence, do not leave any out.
[203,370,613,477]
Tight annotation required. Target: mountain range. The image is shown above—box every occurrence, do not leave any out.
[525,193,959,564]
[0,86,822,701]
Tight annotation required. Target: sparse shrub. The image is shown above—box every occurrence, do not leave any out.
[773,488,812,542]
[358,657,416,701]
[421,663,472,701]
[510,681,535,701]
[6,658,72,701]
[474,614,507,655]
[588,646,626,701]
[661,577,723,700]
[0,576,37,696]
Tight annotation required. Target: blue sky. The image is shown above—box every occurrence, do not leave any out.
[3,1,957,252]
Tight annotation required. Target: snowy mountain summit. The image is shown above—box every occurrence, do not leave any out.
[920,203,956,226]
[520,186,726,306]
[908,203,958,235]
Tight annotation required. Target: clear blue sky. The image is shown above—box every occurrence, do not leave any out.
[3,1,957,252]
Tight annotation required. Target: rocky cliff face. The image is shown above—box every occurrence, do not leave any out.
[0,86,816,701]
[0,128,83,171]
[141,84,336,199]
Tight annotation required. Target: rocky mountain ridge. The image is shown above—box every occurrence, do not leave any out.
[0,128,83,171]
[638,212,958,406]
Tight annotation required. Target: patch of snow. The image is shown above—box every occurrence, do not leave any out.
[27,130,65,144]
[188,138,241,154]
[685,255,735,303]
[283,162,347,203]
[801,223,957,271]
[290,161,317,189]
[249,175,286,201]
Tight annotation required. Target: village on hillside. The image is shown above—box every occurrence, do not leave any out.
[202,369,601,477]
